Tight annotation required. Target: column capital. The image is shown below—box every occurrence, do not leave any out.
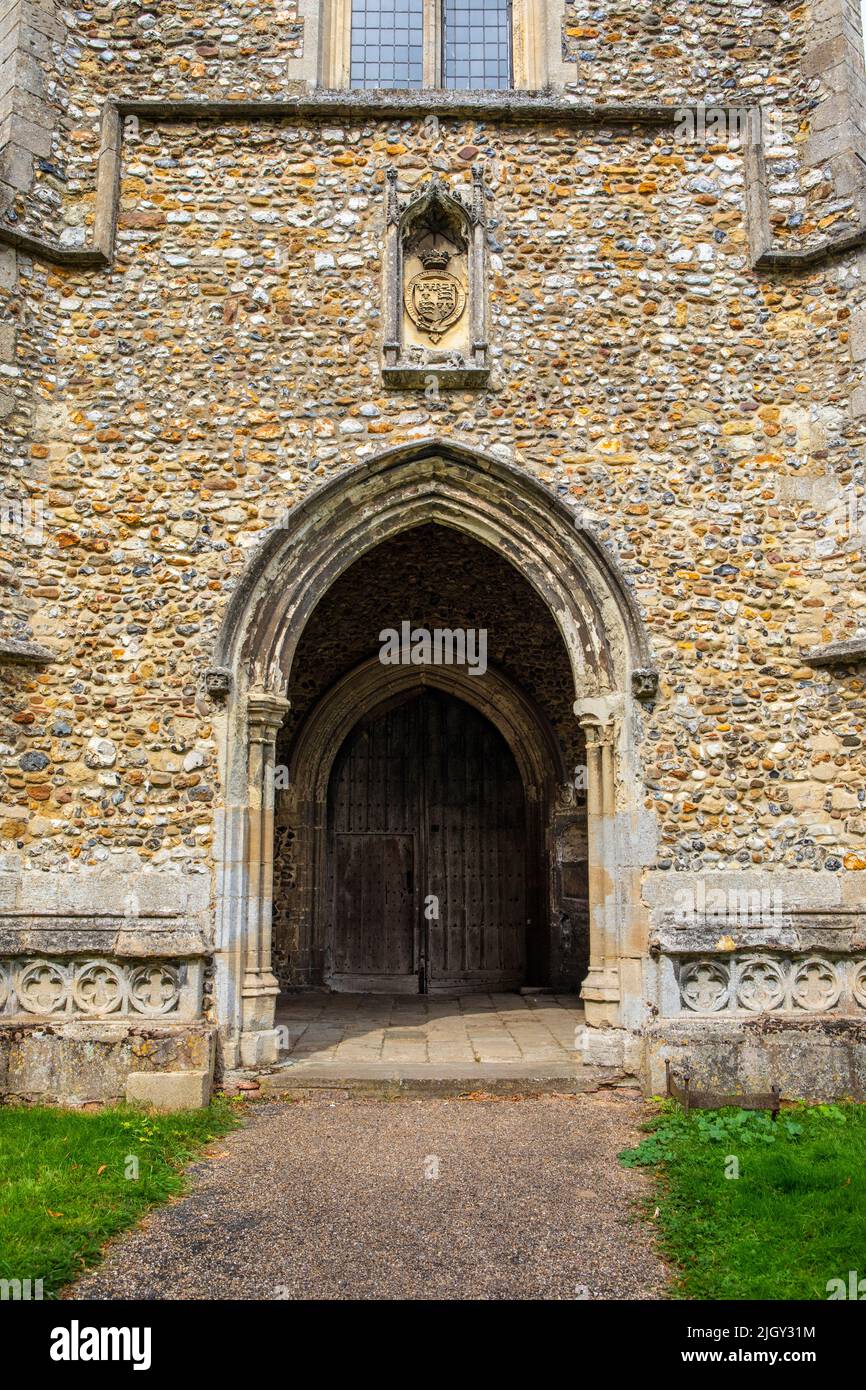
[247,689,290,740]
[581,720,616,751]
[574,694,621,750]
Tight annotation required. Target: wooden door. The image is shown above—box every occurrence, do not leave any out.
[424,692,526,992]
[328,698,422,992]
[327,691,527,993]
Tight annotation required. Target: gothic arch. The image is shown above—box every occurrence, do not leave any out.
[288,657,566,802]
[213,436,653,702]
[211,438,654,1068]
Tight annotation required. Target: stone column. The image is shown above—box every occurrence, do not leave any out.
[240,690,289,1066]
[576,709,621,1028]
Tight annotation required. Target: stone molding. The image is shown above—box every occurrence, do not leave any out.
[654,906,866,959]
[802,637,866,667]
[2,91,864,274]
[0,913,210,958]
[0,636,54,665]
[744,134,866,272]
[212,439,652,693]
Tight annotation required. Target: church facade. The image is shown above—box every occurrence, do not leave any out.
[2,0,866,1105]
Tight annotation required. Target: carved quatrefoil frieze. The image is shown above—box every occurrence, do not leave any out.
[736,956,786,1013]
[680,959,730,1013]
[0,958,182,1019]
[128,964,181,1015]
[72,961,125,1015]
[18,961,68,1014]
[790,957,842,1013]
[678,954,862,1015]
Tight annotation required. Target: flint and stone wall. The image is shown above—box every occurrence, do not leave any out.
[1,1,866,1100]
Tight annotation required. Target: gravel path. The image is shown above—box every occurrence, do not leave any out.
[71,1093,667,1301]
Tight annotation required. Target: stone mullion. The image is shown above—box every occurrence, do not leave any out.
[422,0,440,89]
[599,731,620,1000]
[469,165,487,371]
[383,168,400,368]
[259,732,280,992]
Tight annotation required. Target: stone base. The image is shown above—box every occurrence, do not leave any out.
[239,1027,281,1067]
[0,1019,216,1107]
[645,1015,866,1102]
[126,1069,212,1111]
[575,1024,642,1076]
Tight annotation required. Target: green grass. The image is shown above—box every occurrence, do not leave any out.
[0,1097,242,1297]
[620,1101,866,1300]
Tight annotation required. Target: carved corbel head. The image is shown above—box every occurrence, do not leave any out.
[631,668,659,704]
[205,667,231,701]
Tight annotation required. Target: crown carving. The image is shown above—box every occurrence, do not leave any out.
[418,245,451,270]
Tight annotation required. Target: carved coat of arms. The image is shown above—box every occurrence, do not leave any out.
[404,245,466,343]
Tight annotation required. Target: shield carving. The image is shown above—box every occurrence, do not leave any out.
[405,269,466,343]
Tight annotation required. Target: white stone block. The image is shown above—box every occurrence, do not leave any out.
[126,1069,211,1111]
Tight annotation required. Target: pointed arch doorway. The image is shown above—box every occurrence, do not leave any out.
[210,438,655,1069]
[328,688,529,994]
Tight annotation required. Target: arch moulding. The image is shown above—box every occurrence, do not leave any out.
[210,438,655,1069]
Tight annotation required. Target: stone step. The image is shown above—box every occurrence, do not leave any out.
[223,1061,628,1100]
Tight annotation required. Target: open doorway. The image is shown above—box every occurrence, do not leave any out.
[272,523,589,995]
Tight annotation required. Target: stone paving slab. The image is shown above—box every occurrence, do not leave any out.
[262,992,587,1089]
[70,1094,667,1301]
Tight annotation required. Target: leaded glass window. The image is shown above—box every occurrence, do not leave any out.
[350,0,425,89]
[349,0,513,92]
[443,0,512,90]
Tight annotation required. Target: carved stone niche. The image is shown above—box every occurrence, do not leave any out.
[382,167,489,391]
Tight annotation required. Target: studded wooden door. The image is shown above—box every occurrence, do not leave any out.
[327,691,527,993]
